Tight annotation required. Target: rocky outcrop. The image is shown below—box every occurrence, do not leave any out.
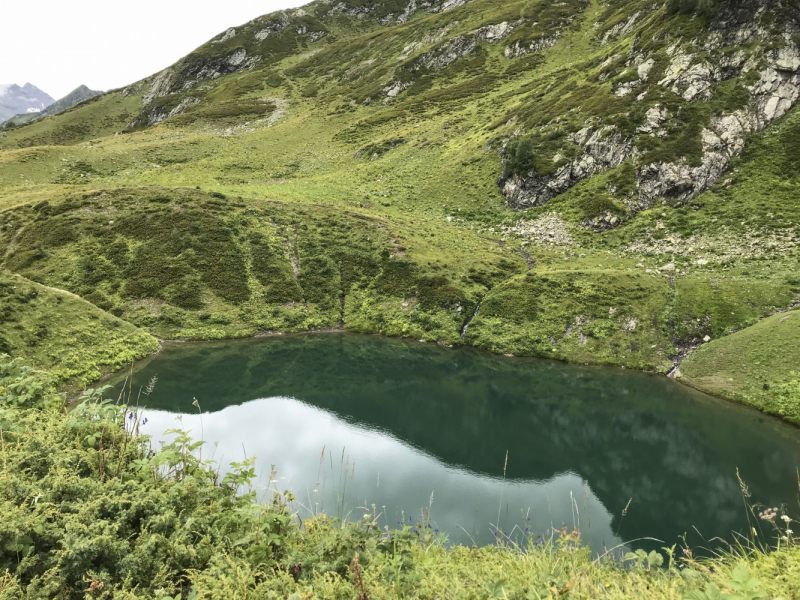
[476,21,517,43]
[500,3,800,215]
[255,15,290,41]
[582,211,622,233]
[399,22,458,59]
[658,55,719,102]
[385,22,514,98]
[750,46,800,126]
[637,110,754,205]
[326,0,472,25]
[637,105,667,135]
[499,125,633,209]
[599,11,644,45]
[145,97,201,126]
[128,46,261,127]
[414,35,478,70]
[326,1,376,19]
[503,35,560,59]
[212,28,238,44]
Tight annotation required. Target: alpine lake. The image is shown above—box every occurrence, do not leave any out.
[110,333,800,555]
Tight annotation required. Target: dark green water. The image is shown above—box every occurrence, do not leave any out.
[113,333,800,553]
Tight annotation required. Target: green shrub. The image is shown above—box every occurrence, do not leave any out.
[504,137,535,177]
[0,387,292,598]
[301,84,320,98]
[0,355,63,410]
[771,377,800,421]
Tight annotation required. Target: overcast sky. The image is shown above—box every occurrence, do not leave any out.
[0,0,304,99]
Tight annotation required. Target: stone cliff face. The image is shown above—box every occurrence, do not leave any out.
[499,0,800,220]
[126,47,263,126]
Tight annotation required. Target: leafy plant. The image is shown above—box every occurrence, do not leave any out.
[0,354,63,410]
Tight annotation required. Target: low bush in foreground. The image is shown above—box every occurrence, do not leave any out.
[0,359,798,599]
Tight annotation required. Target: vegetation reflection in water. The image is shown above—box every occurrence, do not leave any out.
[113,333,800,552]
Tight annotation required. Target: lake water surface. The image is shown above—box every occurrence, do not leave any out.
[113,333,800,553]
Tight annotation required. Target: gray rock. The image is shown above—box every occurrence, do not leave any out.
[637,105,667,134]
[476,21,515,43]
[255,15,289,41]
[415,35,478,70]
[600,11,642,45]
[504,34,560,59]
[500,14,800,213]
[212,28,237,44]
[582,211,622,232]
[637,58,655,81]
[501,125,632,209]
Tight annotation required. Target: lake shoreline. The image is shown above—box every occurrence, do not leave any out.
[88,327,800,430]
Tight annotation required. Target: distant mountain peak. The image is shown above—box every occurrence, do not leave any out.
[0,83,54,123]
[1,84,102,127]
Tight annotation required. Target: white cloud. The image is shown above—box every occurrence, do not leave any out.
[0,0,304,99]
[141,396,621,549]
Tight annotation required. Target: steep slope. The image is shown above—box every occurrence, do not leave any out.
[0,83,54,122]
[2,85,103,128]
[679,309,800,422]
[0,270,157,386]
[0,0,799,419]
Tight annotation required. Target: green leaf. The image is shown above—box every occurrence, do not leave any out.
[622,551,639,562]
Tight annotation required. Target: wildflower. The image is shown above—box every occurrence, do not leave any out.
[142,418,148,425]
[781,515,791,522]
[787,529,793,535]
[759,508,778,522]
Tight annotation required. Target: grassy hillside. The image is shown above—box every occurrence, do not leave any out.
[0,0,799,411]
[680,309,800,422]
[0,270,157,386]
